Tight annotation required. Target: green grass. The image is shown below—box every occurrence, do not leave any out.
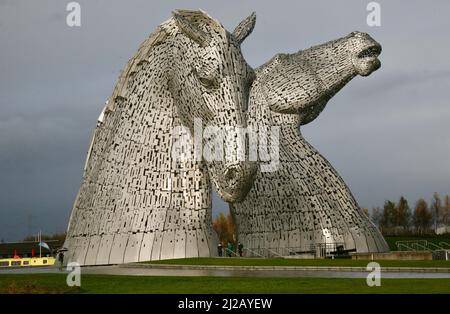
[0,274,81,294]
[384,235,450,251]
[142,257,450,268]
[0,274,449,294]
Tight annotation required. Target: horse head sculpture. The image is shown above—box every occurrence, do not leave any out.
[232,32,388,255]
[64,10,258,265]
[168,10,258,202]
[258,31,381,124]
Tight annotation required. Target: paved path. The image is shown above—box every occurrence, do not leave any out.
[124,263,450,273]
[2,264,450,279]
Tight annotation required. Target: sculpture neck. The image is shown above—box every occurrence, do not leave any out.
[291,41,357,101]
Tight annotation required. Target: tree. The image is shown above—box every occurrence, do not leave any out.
[212,212,235,246]
[23,232,66,242]
[212,213,228,245]
[442,195,450,226]
[431,192,442,232]
[361,208,369,217]
[381,200,397,231]
[396,196,411,230]
[413,198,432,234]
[371,207,383,227]
[226,213,236,243]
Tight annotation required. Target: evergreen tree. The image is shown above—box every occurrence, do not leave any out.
[397,196,411,230]
[413,198,432,234]
[381,200,397,230]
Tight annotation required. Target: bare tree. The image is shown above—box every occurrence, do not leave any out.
[371,207,383,228]
[442,195,450,226]
[431,192,442,232]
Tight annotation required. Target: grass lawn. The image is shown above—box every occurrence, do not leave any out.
[0,274,450,294]
[384,235,450,251]
[143,257,450,268]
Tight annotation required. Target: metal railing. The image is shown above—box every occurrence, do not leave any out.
[243,247,264,258]
[265,248,284,258]
[396,240,449,251]
[243,242,346,258]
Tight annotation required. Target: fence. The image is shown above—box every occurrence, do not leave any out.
[244,242,346,258]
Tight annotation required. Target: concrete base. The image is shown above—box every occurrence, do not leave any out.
[351,251,433,261]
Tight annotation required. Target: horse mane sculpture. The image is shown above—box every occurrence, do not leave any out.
[64,10,257,265]
[232,32,390,255]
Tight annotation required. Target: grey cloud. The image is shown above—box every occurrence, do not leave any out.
[1,0,449,241]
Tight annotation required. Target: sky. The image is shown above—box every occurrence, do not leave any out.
[0,0,449,241]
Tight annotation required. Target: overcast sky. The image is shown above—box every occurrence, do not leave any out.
[1,0,449,241]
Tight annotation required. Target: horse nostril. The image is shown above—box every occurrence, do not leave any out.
[224,167,237,181]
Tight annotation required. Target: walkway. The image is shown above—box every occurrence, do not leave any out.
[1,264,450,279]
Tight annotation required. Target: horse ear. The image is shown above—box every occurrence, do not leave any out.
[232,12,256,45]
[172,11,212,47]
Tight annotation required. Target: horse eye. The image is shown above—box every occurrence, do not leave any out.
[198,76,218,89]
